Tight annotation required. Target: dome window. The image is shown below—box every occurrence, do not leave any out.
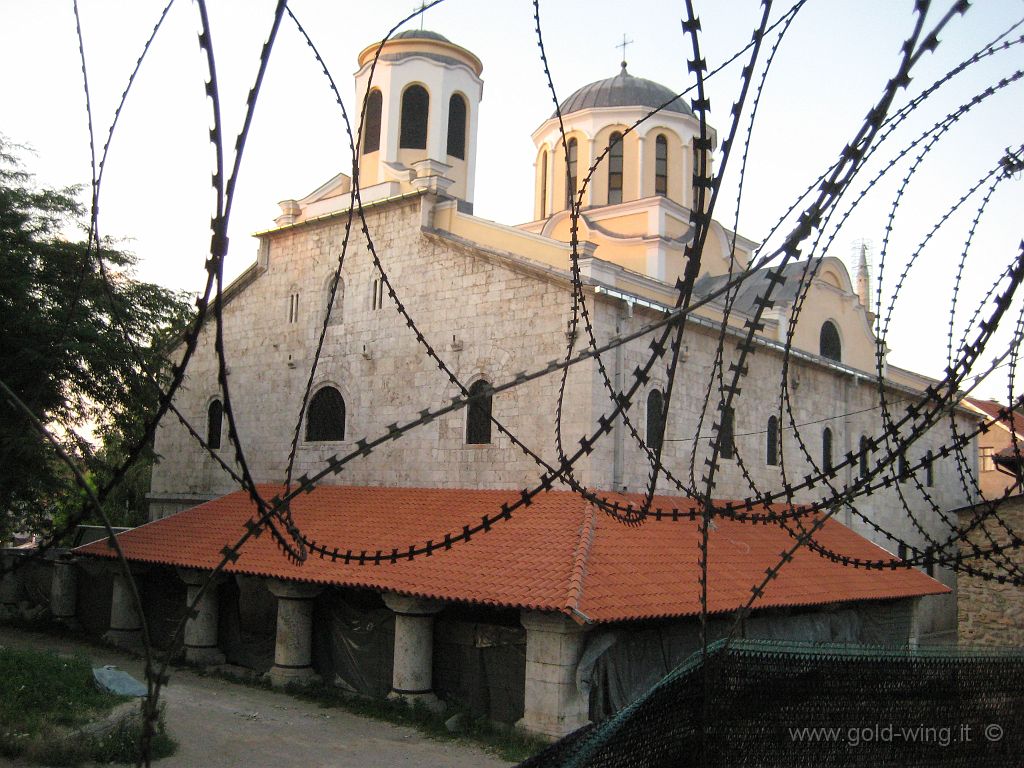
[820,320,842,362]
[566,138,578,209]
[363,89,382,154]
[306,387,346,442]
[655,135,668,196]
[539,150,549,219]
[608,132,624,204]
[447,94,467,159]
[400,84,429,150]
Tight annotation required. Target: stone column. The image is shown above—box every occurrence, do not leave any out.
[104,569,144,649]
[265,579,323,687]
[177,568,226,666]
[50,553,78,627]
[517,610,591,740]
[382,592,444,709]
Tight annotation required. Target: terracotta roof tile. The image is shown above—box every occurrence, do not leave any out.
[76,485,948,623]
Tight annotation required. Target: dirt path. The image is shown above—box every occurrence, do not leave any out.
[0,626,515,768]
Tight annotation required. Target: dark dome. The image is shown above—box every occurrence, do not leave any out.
[392,29,450,43]
[555,65,692,118]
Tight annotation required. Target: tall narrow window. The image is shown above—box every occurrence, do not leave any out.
[287,292,300,323]
[647,389,665,451]
[820,321,842,361]
[370,279,385,310]
[655,135,668,196]
[400,85,429,149]
[898,451,910,482]
[539,150,548,219]
[823,427,833,472]
[719,405,735,460]
[466,380,493,445]
[306,387,345,442]
[363,89,382,154]
[926,451,935,487]
[326,275,344,326]
[766,416,779,466]
[447,94,467,159]
[859,435,870,477]
[207,399,223,450]
[608,132,623,204]
[566,138,578,209]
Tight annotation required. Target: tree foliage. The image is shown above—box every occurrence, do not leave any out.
[0,139,192,539]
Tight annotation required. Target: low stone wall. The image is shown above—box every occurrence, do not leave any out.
[958,495,1024,647]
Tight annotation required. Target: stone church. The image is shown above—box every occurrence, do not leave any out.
[74,29,977,738]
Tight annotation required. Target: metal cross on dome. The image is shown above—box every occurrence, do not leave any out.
[617,33,634,68]
[412,1,428,30]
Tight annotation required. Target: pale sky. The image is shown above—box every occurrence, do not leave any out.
[1,0,1021,399]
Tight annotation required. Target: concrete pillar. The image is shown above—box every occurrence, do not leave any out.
[177,568,226,666]
[50,553,78,626]
[104,570,144,649]
[517,610,591,740]
[382,592,444,708]
[265,579,323,687]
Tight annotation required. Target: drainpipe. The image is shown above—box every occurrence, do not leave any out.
[612,299,633,491]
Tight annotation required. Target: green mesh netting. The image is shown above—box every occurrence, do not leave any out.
[518,640,1024,768]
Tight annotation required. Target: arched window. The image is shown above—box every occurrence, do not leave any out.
[820,321,842,361]
[466,379,493,444]
[306,387,345,442]
[447,94,467,159]
[766,415,779,466]
[400,85,429,149]
[608,132,624,204]
[566,138,578,209]
[646,389,665,451]
[655,135,668,196]
[539,150,548,219]
[823,427,833,472]
[207,399,223,450]
[719,405,735,460]
[859,435,869,477]
[898,450,909,482]
[326,274,344,325]
[925,451,935,487]
[363,89,382,154]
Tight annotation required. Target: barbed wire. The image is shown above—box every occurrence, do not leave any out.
[1,1,1022,765]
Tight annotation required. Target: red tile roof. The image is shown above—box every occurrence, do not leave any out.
[964,397,1024,436]
[76,485,948,623]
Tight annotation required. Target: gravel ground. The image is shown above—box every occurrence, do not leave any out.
[0,626,515,768]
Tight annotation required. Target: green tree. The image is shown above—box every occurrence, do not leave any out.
[0,138,192,540]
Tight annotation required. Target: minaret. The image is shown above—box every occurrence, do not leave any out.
[855,240,871,312]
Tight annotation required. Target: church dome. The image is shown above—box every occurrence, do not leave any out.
[555,65,692,118]
[392,29,450,43]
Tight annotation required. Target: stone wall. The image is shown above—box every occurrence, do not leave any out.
[958,495,1024,647]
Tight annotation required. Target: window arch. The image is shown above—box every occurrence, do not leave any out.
[823,427,833,472]
[363,89,382,154]
[820,320,842,361]
[306,386,345,442]
[447,93,467,159]
[466,379,493,445]
[719,405,735,460]
[400,84,429,149]
[207,399,223,450]
[766,415,779,466]
[925,451,935,487]
[566,138,578,209]
[539,150,548,219]
[859,435,870,477]
[646,389,665,451]
[655,135,668,196]
[608,132,624,204]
